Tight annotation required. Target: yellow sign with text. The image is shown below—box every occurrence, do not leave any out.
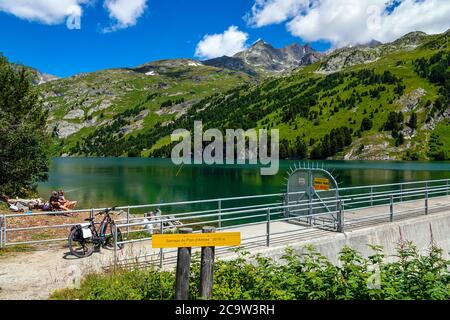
[152,232,241,249]
[314,178,330,191]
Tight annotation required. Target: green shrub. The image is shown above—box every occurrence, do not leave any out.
[52,242,450,300]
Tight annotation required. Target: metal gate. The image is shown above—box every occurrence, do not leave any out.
[284,165,340,230]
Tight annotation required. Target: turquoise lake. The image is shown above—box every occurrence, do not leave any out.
[37,158,450,210]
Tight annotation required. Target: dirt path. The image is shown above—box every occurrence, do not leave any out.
[0,241,153,300]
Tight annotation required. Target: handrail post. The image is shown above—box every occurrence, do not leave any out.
[266,208,271,247]
[370,187,374,207]
[113,224,118,271]
[0,214,4,249]
[159,219,164,268]
[390,195,394,222]
[425,188,429,215]
[447,179,449,196]
[218,200,222,229]
[337,200,344,233]
[400,184,403,202]
[126,207,130,238]
[3,214,7,247]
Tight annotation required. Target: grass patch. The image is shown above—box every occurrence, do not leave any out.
[0,245,33,257]
[52,242,450,300]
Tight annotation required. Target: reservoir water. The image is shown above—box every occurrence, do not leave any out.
[37,158,450,209]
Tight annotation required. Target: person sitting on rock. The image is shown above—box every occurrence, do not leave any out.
[58,190,78,210]
[50,191,70,212]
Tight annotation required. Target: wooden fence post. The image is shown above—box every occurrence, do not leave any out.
[175,228,193,300]
[200,226,215,300]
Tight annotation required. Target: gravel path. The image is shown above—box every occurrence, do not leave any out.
[0,242,152,300]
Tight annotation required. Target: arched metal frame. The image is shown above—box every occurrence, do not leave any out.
[285,166,340,230]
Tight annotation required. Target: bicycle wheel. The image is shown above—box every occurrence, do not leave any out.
[68,228,95,258]
[105,225,124,250]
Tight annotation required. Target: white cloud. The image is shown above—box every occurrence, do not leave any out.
[0,0,90,24]
[247,0,450,47]
[0,0,148,32]
[195,26,249,59]
[246,0,309,27]
[103,0,147,32]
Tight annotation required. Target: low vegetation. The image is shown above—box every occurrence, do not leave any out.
[52,242,450,300]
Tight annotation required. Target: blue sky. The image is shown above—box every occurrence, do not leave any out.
[0,0,326,77]
[1,0,449,78]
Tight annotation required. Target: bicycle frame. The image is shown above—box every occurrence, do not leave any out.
[89,212,114,245]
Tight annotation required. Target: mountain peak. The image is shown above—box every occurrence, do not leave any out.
[219,40,319,74]
[252,38,267,46]
[392,31,428,47]
[365,39,383,48]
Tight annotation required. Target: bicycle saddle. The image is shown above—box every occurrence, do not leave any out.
[84,217,94,222]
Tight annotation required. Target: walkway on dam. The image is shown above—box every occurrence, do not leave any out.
[1,194,450,300]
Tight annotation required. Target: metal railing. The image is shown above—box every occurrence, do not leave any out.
[109,178,450,268]
[2,179,450,264]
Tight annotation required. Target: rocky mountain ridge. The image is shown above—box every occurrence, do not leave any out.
[205,40,321,75]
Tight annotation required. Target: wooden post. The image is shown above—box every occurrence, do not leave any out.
[200,226,215,300]
[175,228,193,300]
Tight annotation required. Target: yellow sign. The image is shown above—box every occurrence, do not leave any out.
[152,232,241,249]
[314,177,330,191]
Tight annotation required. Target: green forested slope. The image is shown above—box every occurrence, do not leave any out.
[39,59,255,156]
[46,31,450,160]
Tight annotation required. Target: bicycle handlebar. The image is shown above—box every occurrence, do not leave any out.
[95,206,118,216]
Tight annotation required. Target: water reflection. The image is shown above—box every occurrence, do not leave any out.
[38,158,450,209]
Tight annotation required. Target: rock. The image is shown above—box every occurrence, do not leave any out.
[87,100,112,116]
[396,88,426,112]
[155,100,194,118]
[134,109,150,121]
[63,109,85,120]
[343,134,396,160]
[318,47,380,73]
[55,121,86,139]
[7,198,43,211]
[119,120,144,135]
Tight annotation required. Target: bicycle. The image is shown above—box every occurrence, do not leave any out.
[68,206,124,258]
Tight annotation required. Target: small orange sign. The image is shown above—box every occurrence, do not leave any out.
[314,177,330,191]
[152,232,241,248]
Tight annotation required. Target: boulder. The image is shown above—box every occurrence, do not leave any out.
[63,109,85,120]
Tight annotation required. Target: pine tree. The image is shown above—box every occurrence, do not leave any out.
[0,55,52,197]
